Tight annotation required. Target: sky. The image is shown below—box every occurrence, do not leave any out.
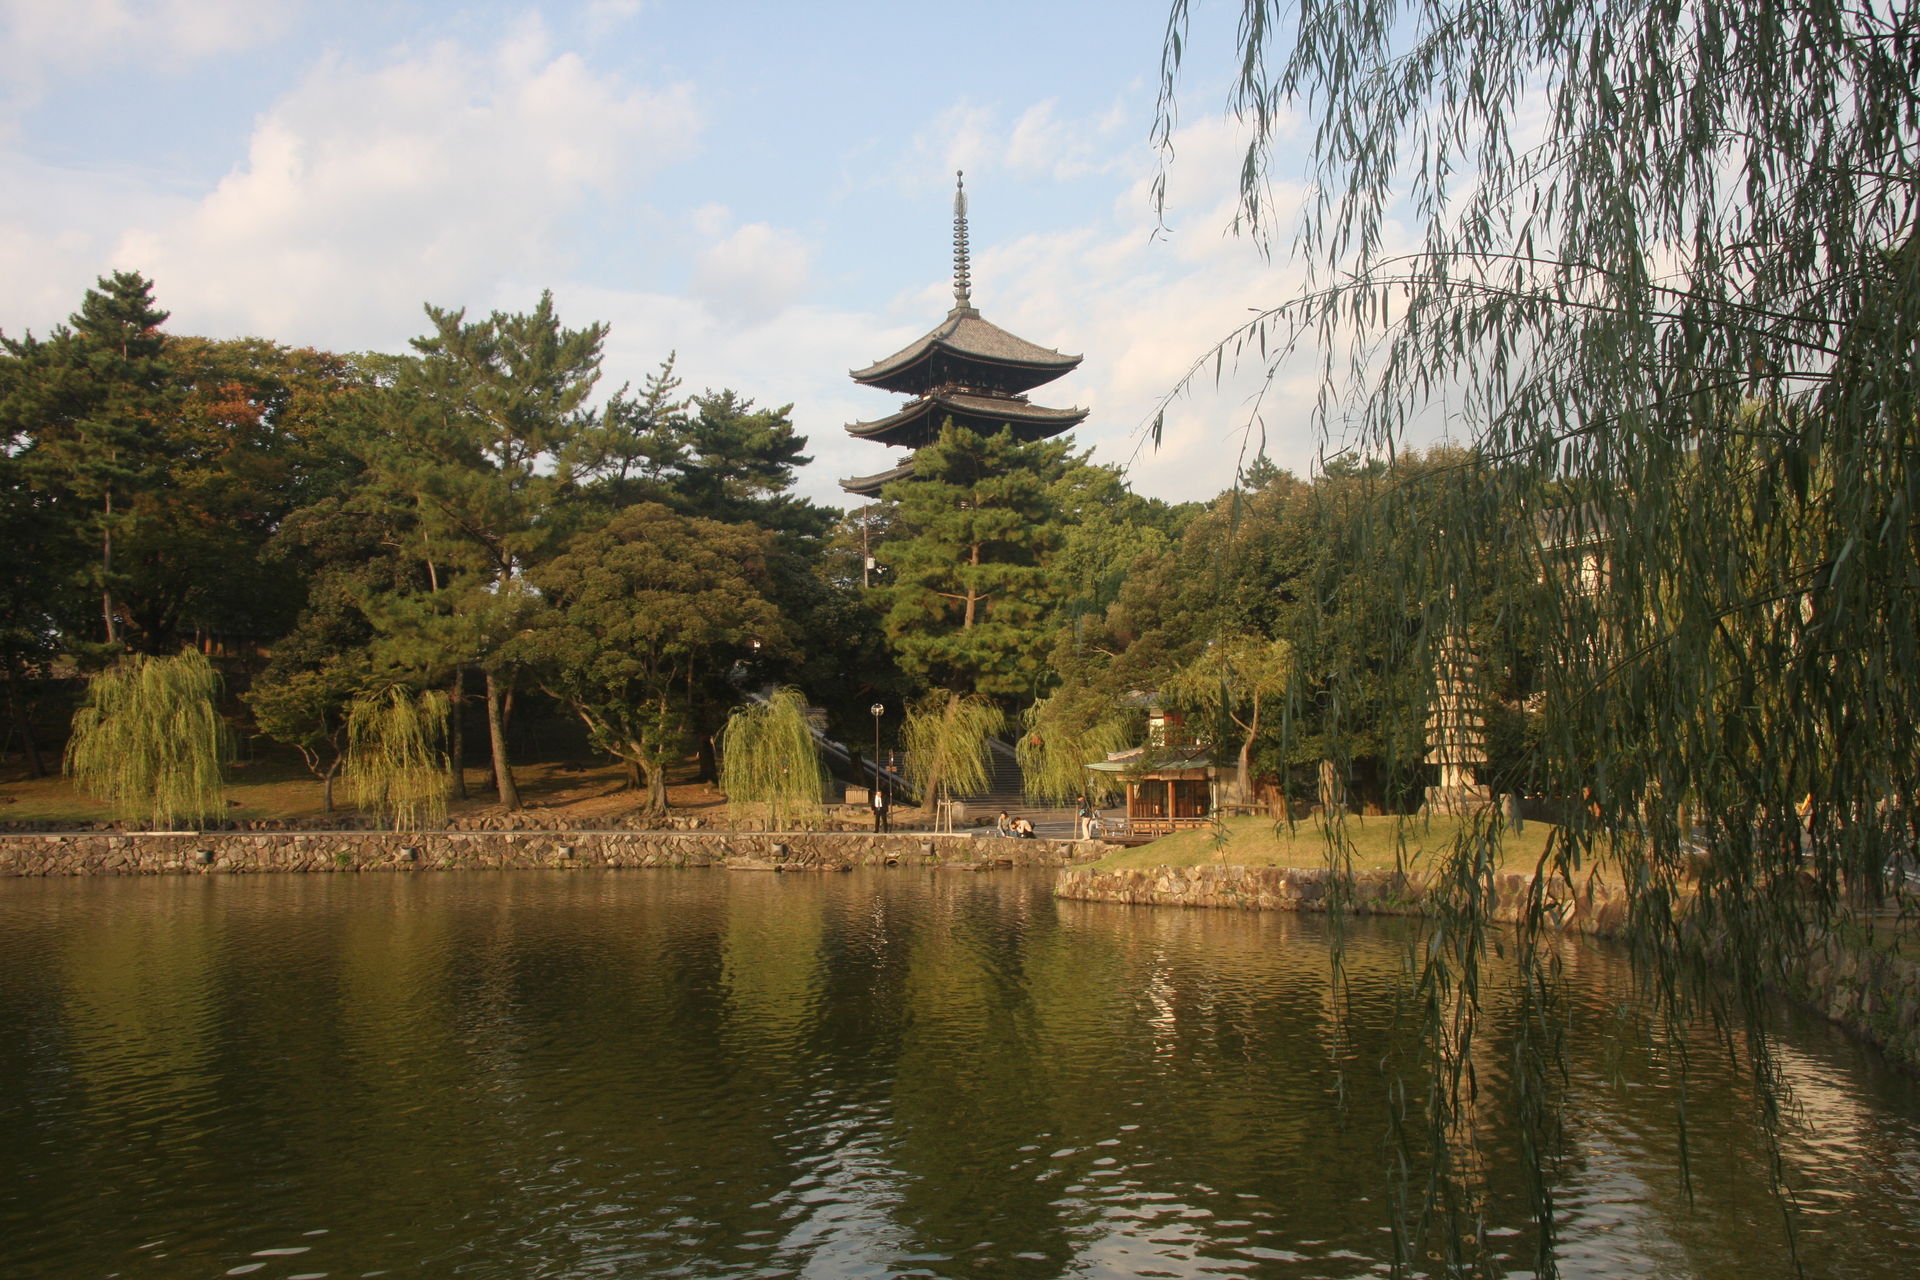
[0,0,1344,510]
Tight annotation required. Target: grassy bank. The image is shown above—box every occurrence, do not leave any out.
[0,749,729,827]
[1092,813,1562,875]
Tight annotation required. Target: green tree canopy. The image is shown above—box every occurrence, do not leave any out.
[361,291,608,810]
[529,502,786,814]
[877,423,1074,698]
[0,271,175,650]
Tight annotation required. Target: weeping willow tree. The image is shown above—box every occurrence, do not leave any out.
[718,687,823,831]
[1160,632,1293,806]
[342,688,450,832]
[1017,688,1131,804]
[902,689,1005,819]
[1158,0,1920,1273]
[65,650,228,829]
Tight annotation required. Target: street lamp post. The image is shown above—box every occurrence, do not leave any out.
[869,703,884,790]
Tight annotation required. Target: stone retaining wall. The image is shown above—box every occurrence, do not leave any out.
[1788,931,1920,1068]
[0,830,1100,877]
[1054,863,1631,935]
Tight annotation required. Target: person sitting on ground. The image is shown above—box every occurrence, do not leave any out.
[995,810,1014,838]
[1014,816,1035,838]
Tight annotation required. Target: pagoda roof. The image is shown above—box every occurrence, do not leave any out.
[840,457,917,499]
[850,305,1082,396]
[844,391,1087,448]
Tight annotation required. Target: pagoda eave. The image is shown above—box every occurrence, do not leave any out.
[844,394,1088,448]
[841,458,918,498]
[850,309,1082,397]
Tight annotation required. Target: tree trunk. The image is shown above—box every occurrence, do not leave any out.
[1317,759,1344,813]
[623,758,641,791]
[448,667,468,800]
[101,489,119,646]
[646,765,669,815]
[485,669,520,810]
[322,761,337,815]
[695,732,717,784]
[1235,697,1262,805]
[963,542,981,628]
[3,669,46,778]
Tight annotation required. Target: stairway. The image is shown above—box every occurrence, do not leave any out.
[751,686,1087,839]
[946,737,1081,839]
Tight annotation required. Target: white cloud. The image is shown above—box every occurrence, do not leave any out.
[913,101,996,184]
[692,221,814,324]
[584,0,644,36]
[1005,98,1126,181]
[95,24,699,348]
[0,0,294,128]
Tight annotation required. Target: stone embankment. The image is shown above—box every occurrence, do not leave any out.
[0,830,1100,876]
[1788,930,1920,1068]
[1055,863,1630,935]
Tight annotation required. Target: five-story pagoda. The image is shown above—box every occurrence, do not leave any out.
[840,172,1087,498]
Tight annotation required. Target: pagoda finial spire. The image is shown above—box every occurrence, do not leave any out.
[952,169,972,310]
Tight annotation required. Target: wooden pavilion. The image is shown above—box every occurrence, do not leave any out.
[1084,710,1223,836]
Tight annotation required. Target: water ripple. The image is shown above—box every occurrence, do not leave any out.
[0,870,1916,1278]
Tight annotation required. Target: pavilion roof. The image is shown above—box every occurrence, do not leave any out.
[844,390,1087,448]
[1085,755,1217,775]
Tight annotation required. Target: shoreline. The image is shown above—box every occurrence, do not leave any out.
[0,828,1102,876]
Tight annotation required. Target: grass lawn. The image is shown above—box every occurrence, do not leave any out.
[0,746,728,827]
[1090,813,1564,875]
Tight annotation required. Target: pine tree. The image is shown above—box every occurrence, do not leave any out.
[0,271,175,648]
[568,354,690,506]
[674,389,820,529]
[876,423,1072,698]
[361,291,606,810]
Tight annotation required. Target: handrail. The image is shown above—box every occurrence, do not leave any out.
[741,688,919,805]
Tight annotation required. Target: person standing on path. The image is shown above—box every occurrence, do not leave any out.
[871,786,890,833]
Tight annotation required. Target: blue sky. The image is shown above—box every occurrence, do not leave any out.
[2,0,1337,508]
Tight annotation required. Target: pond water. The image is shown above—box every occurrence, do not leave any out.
[1,868,1916,1279]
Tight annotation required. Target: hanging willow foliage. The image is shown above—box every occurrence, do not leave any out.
[903,689,1004,809]
[1158,0,1920,1272]
[342,688,450,832]
[65,649,229,830]
[1017,690,1130,804]
[717,687,824,831]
